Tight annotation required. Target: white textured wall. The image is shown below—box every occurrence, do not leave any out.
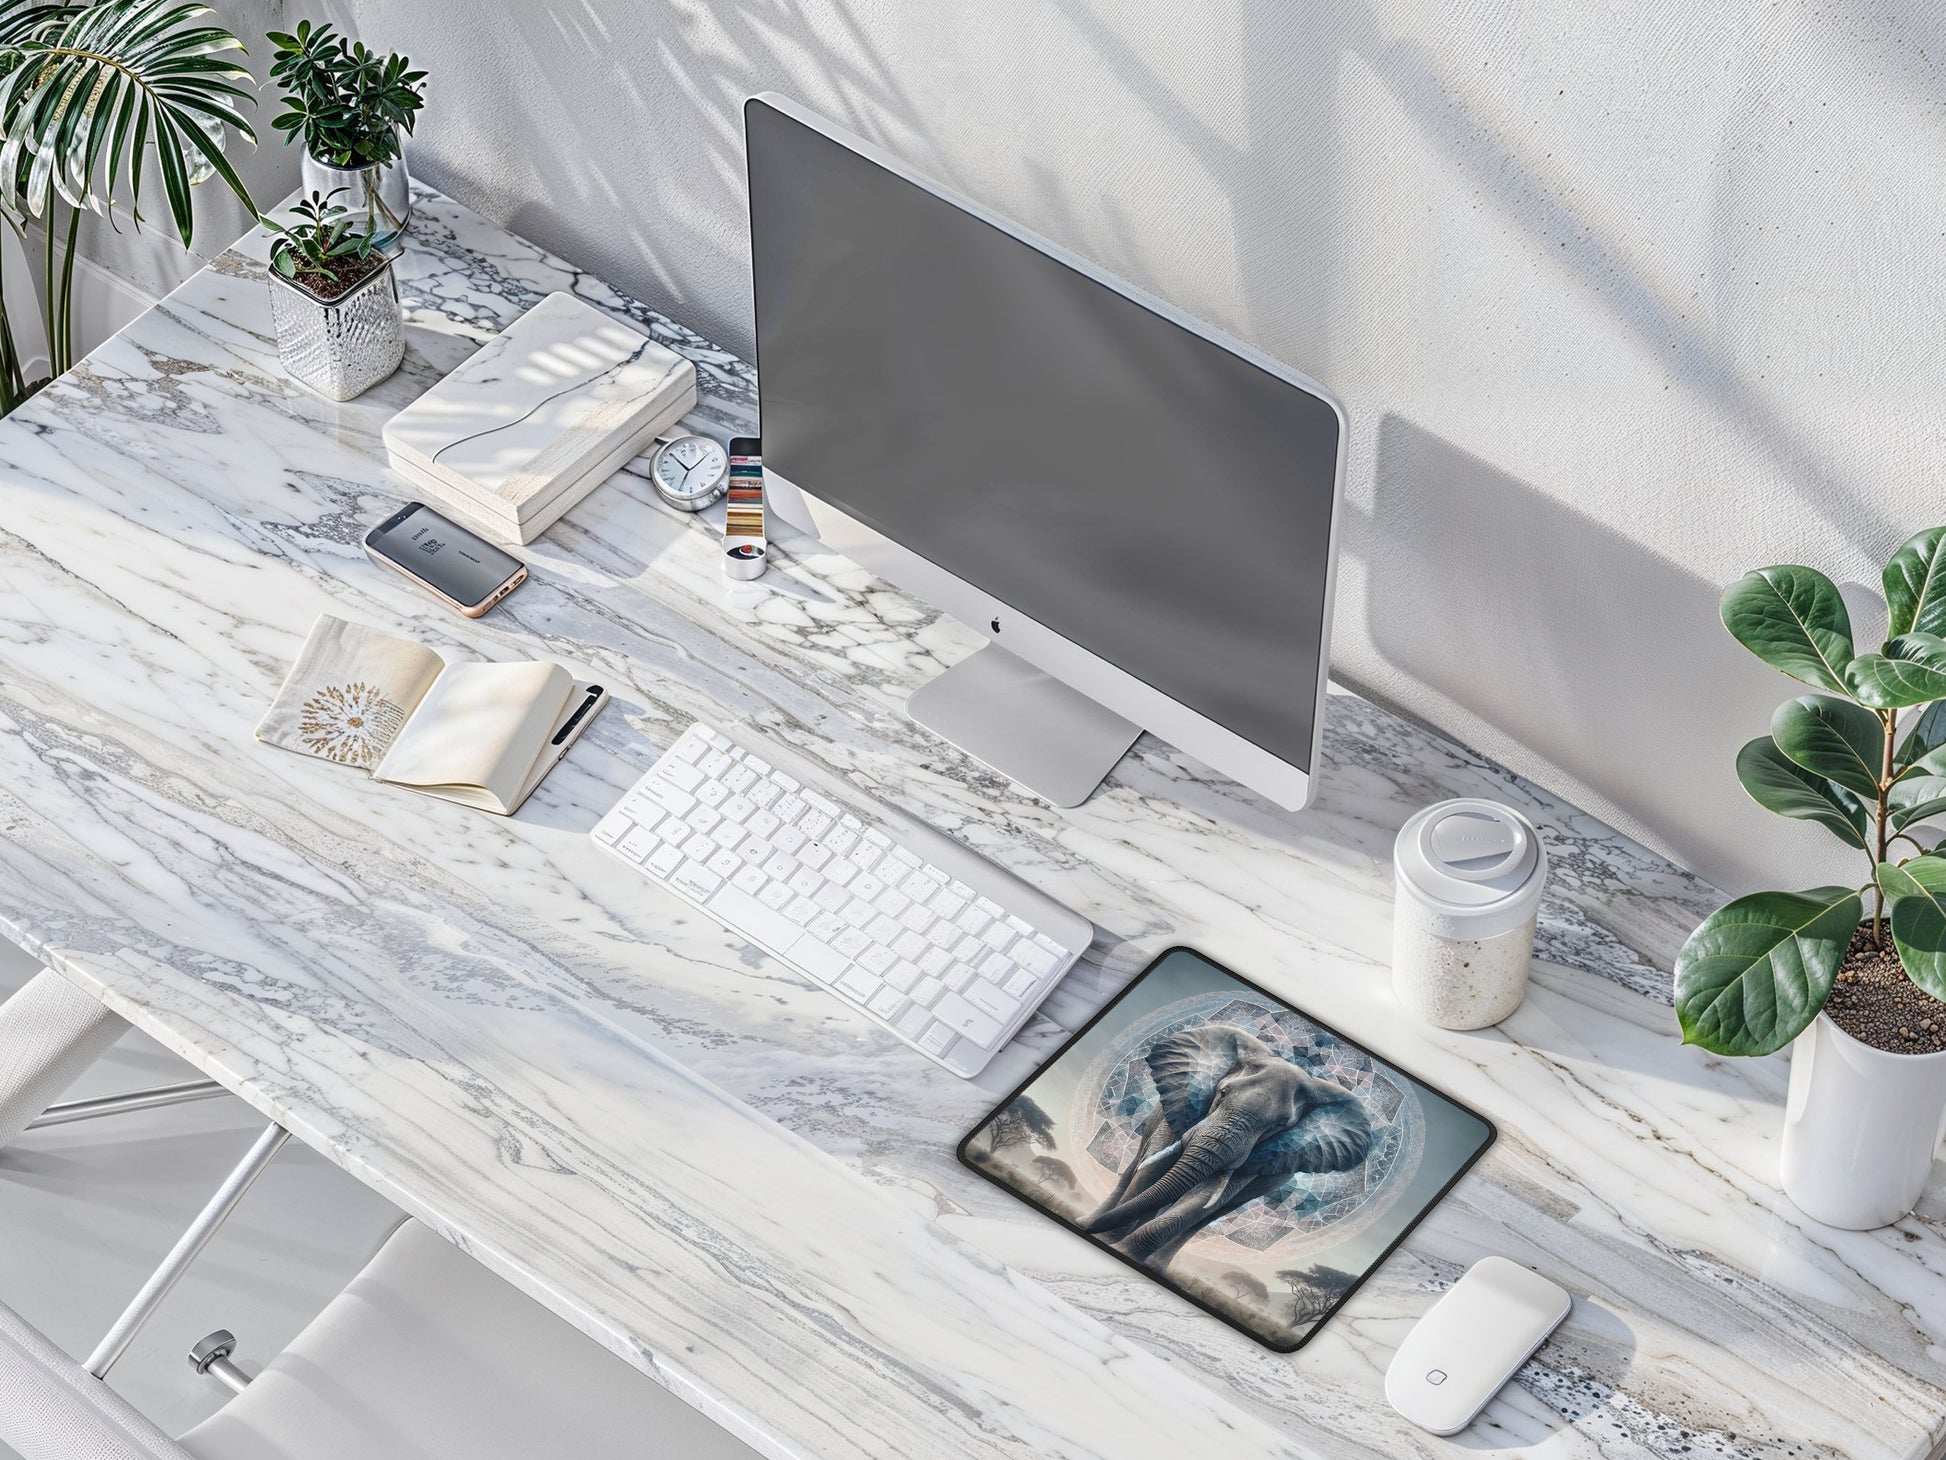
[286,0,1942,896]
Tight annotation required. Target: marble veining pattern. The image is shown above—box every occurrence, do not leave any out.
[0,182,1938,1459]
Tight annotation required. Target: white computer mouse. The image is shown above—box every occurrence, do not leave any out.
[1383,1256,1571,1435]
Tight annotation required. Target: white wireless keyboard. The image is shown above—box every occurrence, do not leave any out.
[593,722,1093,1077]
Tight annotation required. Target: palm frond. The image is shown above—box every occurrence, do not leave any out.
[0,0,257,244]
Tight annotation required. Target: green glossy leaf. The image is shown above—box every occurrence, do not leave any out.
[1891,774,1946,831]
[1771,695,1886,798]
[1877,858,1946,1000]
[1734,737,1869,846]
[1675,887,1862,1055]
[1844,633,1946,709]
[1885,526,1946,640]
[1720,566,1855,693]
[1897,700,1946,768]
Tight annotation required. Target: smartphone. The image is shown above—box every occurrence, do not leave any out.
[364,503,528,617]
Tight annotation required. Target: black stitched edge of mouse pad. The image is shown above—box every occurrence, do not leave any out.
[958,946,1496,1352]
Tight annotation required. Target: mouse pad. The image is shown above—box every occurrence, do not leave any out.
[959,946,1496,1352]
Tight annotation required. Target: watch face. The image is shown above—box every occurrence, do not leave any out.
[652,435,729,506]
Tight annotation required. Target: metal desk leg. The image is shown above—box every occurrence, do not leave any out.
[0,969,130,1152]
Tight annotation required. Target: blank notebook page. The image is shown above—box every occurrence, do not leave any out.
[375,660,571,811]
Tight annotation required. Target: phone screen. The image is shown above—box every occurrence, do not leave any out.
[365,503,524,609]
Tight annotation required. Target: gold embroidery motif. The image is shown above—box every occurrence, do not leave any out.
[298,681,405,767]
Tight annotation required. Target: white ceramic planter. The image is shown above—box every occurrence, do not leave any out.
[1781,1011,1946,1228]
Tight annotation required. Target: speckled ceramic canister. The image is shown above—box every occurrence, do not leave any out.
[1392,800,1548,1030]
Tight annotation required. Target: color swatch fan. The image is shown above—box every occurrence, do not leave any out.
[384,292,697,543]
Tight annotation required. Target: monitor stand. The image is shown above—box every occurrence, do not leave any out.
[907,643,1140,808]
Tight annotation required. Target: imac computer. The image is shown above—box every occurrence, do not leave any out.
[744,94,1347,810]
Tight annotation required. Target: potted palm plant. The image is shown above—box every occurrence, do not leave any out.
[1676,526,1946,1228]
[0,0,260,413]
[263,188,403,401]
[267,21,424,252]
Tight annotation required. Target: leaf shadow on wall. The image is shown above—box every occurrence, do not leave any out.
[1356,413,1855,894]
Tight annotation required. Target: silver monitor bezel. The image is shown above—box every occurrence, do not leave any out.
[745,92,1347,811]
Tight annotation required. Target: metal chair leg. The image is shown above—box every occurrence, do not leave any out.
[86,1121,290,1379]
[27,1078,227,1130]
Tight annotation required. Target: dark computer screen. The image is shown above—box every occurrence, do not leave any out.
[746,99,1341,772]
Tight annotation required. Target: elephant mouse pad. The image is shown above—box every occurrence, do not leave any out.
[959,946,1495,1352]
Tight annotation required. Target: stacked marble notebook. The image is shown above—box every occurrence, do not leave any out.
[383,292,697,543]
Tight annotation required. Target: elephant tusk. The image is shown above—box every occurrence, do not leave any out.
[1136,1139,1182,1170]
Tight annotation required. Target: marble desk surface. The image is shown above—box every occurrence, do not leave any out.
[0,184,1939,1460]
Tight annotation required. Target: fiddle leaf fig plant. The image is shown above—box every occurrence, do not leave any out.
[1675,527,1946,1056]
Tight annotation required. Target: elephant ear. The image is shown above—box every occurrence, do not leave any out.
[1145,1025,1257,1130]
[1246,1097,1373,1177]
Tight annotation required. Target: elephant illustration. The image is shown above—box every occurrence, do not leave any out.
[1082,1024,1374,1269]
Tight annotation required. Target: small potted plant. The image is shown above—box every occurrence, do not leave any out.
[267,20,425,250]
[264,190,405,401]
[1676,526,1946,1228]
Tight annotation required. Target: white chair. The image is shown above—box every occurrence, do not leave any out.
[177,1217,763,1460]
[0,1109,764,1460]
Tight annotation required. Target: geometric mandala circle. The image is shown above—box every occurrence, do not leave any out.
[1070,990,1425,1261]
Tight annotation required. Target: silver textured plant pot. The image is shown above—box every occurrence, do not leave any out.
[301,144,411,252]
[267,256,406,402]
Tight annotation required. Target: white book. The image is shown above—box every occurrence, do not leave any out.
[256,615,606,816]
[383,292,697,542]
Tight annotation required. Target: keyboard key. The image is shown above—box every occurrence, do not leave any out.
[910,975,943,1006]
[796,940,851,986]
[918,1022,957,1056]
[966,981,1021,1021]
[835,967,880,1003]
[699,727,731,752]
[895,1004,932,1039]
[982,924,1017,953]
[707,848,740,878]
[893,930,928,961]
[672,735,707,764]
[738,835,772,862]
[1004,968,1040,997]
[933,892,967,922]
[943,961,979,992]
[867,915,902,945]
[686,805,721,834]
[1006,914,1035,937]
[803,789,842,818]
[789,867,822,898]
[800,843,832,871]
[617,826,660,862]
[932,992,1001,1046]
[955,905,992,937]
[842,899,875,928]
[1014,943,1059,978]
[775,794,806,823]
[833,927,871,958]
[814,883,850,912]
[758,881,793,911]
[670,864,722,901]
[809,911,846,942]
[732,864,768,895]
[867,986,908,1020]
[720,793,754,822]
[786,896,819,925]
[749,784,782,812]
[953,935,985,963]
[697,781,729,808]
[646,843,685,878]
[888,846,921,871]
[700,750,733,778]
[852,844,883,874]
[749,808,781,837]
[660,760,704,792]
[827,827,860,857]
[724,764,757,794]
[709,822,744,851]
[901,870,937,900]
[918,947,952,977]
[773,771,800,792]
[925,922,958,951]
[705,882,801,953]
[879,956,916,989]
[765,853,796,882]
[826,859,857,887]
[852,873,887,903]
[683,834,716,862]
[643,781,695,818]
[900,905,934,934]
[775,826,808,855]
[593,815,632,846]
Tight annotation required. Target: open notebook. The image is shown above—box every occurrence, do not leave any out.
[257,615,605,815]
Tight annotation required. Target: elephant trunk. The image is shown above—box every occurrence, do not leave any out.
[1085,1115,1259,1235]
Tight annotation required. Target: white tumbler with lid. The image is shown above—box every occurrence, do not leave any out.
[1392,799,1548,1030]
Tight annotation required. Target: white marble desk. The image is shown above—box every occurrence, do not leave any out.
[0,185,1939,1460]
